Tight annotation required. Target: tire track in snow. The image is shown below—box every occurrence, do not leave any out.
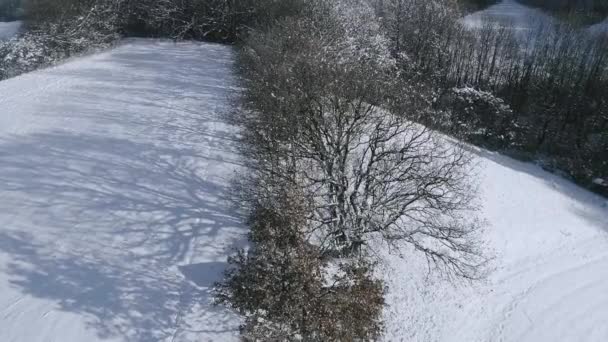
[492,249,608,342]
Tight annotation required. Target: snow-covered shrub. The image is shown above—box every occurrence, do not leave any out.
[0,0,121,80]
[449,87,516,147]
[215,193,384,341]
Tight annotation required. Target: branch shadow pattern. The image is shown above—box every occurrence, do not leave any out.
[0,131,245,341]
[0,40,245,341]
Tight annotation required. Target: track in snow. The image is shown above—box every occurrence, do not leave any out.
[0,39,243,342]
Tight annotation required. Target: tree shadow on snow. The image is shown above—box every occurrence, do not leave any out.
[0,130,246,341]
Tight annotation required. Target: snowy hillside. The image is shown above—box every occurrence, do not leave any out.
[383,146,608,341]
[0,20,21,40]
[0,39,243,342]
[0,38,606,342]
[589,18,608,35]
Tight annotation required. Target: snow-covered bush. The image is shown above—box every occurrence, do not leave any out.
[449,87,516,147]
[215,192,384,341]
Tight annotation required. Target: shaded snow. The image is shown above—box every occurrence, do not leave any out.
[0,21,21,40]
[0,39,243,342]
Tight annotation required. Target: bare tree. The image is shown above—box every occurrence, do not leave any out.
[236,0,485,279]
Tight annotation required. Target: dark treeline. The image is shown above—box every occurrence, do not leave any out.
[216,0,485,339]
[518,0,608,19]
[22,0,293,42]
[0,0,21,20]
[458,0,500,12]
[374,0,608,194]
[0,0,304,79]
[516,0,608,26]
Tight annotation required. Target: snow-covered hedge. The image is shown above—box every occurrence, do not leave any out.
[0,3,120,80]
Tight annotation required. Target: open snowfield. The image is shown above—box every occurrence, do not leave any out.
[0,21,21,40]
[383,147,608,342]
[0,38,607,342]
[0,39,244,342]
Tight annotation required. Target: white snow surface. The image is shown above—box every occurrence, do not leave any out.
[0,39,244,342]
[0,21,21,40]
[588,18,608,35]
[1,38,607,342]
[382,145,608,341]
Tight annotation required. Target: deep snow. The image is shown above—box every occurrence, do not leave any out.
[0,21,21,40]
[0,38,607,342]
[0,39,243,342]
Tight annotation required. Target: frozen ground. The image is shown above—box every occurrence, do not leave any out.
[1,38,607,342]
[0,21,21,40]
[0,39,243,342]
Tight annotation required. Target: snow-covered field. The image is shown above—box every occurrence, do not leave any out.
[0,21,21,40]
[383,147,608,342]
[461,0,553,32]
[0,38,607,342]
[0,39,243,342]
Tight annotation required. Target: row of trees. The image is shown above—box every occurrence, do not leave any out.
[372,0,608,194]
[518,0,608,21]
[0,0,272,80]
[216,0,486,339]
[9,0,605,339]
[0,0,20,21]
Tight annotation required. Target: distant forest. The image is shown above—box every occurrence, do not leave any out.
[518,0,608,21]
[0,0,21,21]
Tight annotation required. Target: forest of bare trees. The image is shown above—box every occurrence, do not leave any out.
[373,0,608,196]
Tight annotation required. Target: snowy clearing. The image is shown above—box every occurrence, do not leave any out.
[0,39,243,342]
[0,21,21,40]
[0,37,607,342]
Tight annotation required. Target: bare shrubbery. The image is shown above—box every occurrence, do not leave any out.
[215,188,384,341]
[1,0,121,80]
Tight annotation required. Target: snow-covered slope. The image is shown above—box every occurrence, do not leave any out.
[0,21,21,40]
[383,146,608,342]
[588,18,608,35]
[0,39,243,342]
[462,0,554,31]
